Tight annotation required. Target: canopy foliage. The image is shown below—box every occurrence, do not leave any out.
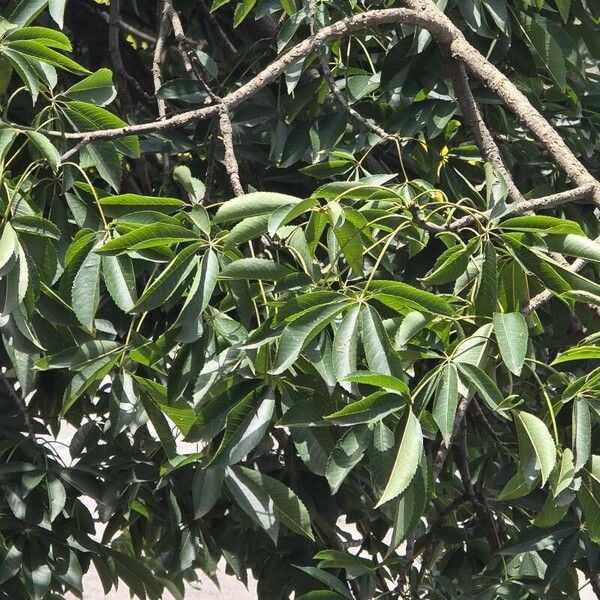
[0,0,599,598]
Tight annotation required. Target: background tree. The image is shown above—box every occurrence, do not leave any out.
[0,0,599,598]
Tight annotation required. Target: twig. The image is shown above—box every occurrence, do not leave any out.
[108,0,134,119]
[0,370,36,443]
[59,136,90,162]
[218,106,244,196]
[198,0,237,57]
[96,9,157,44]
[523,243,599,316]
[152,0,172,186]
[447,59,524,205]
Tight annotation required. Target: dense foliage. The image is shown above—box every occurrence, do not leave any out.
[0,0,599,598]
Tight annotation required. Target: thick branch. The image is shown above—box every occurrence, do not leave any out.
[219,106,244,196]
[152,2,170,120]
[447,60,524,204]
[29,5,599,207]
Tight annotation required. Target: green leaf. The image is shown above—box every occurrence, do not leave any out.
[98,193,185,217]
[71,244,101,329]
[225,465,279,543]
[325,425,371,494]
[475,241,497,316]
[5,0,47,27]
[272,303,348,374]
[0,222,18,272]
[97,223,197,255]
[192,466,225,519]
[580,479,600,543]
[515,410,557,487]
[522,16,566,91]
[233,0,257,27]
[377,409,423,506]
[343,371,409,395]
[25,131,60,172]
[324,392,404,426]
[433,363,459,442]
[456,363,504,413]
[48,0,67,28]
[573,398,591,473]
[219,257,293,281]
[360,305,401,376]
[332,306,360,391]
[552,346,600,365]
[63,68,116,106]
[11,215,60,239]
[501,215,581,235]
[294,567,352,600]
[6,40,90,74]
[235,466,314,540]
[333,219,364,274]
[132,242,201,312]
[213,192,301,224]
[421,244,470,285]
[545,234,600,263]
[47,474,66,522]
[268,197,317,236]
[102,254,137,312]
[389,461,428,554]
[493,312,528,376]
[368,280,454,316]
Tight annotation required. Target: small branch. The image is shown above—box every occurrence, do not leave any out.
[447,59,524,205]
[0,370,36,443]
[152,1,172,186]
[218,106,244,196]
[523,242,599,316]
[96,9,157,44]
[59,136,90,162]
[441,183,597,233]
[108,0,134,119]
[198,0,237,57]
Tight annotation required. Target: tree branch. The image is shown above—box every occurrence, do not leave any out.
[447,59,524,204]
[22,5,600,207]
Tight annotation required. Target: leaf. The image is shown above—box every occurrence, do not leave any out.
[192,466,225,519]
[132,242,201,313]
[25,131,60,172]
[493,312,528,376]
[234,466,314,540]
[580,479,600,543]
[102,254,137,312]
[368,280,454,316]
[522,16,566,91]
[268,197,317,236]
[552,346,600,365]
[207,387,274,467]
[456,363,504,413]
[233,0,257,27]
[344,371,410,395]
[271,302,349,374]
[63,68,116,106]
[333,219,364,274]
[332,306,360,391]
[377,409,423,506]
[573,398,591,473]
[48,0,67,28]
[213,192,301,224]
[389,462,428,554]
[47,474,66,522]
[433,363,459,442]
[7,40,90,74]
[98,193,185,217]
[501,215,581,235]
[0,223,18,272]
[224,466,279,543]
[294,567,352,600]
[71,244,101,329]
[325,425,371,494]
[219,258,293,281]
[515,410,557,487]
[421,244,470,285]
[97,223,197,254]
[324,392,404,426]
[5,0,47,27]
[545,234,600,263]
[360,305,401,376]
[11,215,60,239]
[475,241,497,316]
